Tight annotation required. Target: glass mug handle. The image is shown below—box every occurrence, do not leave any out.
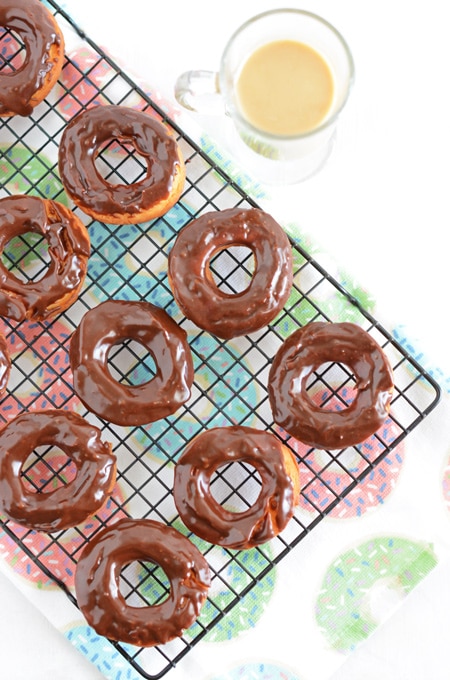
[174,70,224,114]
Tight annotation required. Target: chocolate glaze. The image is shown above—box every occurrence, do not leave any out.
[173,425,300,549]
[268,322,395,449]
[0,0,64,117]
[58,105,183,223]
[0,410,116,533]
[0,195,91,322]
[0,333,11,395]
[74,518,211,647]
[168,207,293,339]
[70,299,194,426]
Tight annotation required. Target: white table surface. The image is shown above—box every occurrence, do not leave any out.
[2,1,450,678]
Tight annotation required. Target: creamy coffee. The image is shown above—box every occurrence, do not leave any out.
[236,40,335,136]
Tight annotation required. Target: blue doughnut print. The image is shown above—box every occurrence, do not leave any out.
[129,334,260,463]
[208,662,303,680]
[150,520,277,643]
[188,546,276,642]
[84,201,192,307]
[64,624,142,680]
[138,543,276,643]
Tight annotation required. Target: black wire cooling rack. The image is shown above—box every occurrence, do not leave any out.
[0,2,441,679]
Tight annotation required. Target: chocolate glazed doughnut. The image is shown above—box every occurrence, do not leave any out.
[0,195,90,322]
[0,410,116,533]
[0,333,11,395]
[173,426,300,549]
[75,518,211,647]
[268,322,395,449]
[0,0,65,117]
[58,105,185,224]
[168,207,293,339]
[70,299,194,426]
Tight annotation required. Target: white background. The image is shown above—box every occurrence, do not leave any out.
[1,1,450,678]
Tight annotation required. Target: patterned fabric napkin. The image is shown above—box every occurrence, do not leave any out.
[1,5,450,680]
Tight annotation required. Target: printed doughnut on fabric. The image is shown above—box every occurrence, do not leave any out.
[164,519,277,643]
[186,547,276,643]
[282,389,405,519]
[0,317,81,417]
[55,45,179,123]
[0,482,128,590]
[129,336,260,463]
[315,535,438,652]
[65,623,146,679]
[0,143,69,203]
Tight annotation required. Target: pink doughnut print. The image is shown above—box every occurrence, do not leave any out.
[0,318,81,418]
[56,46,178,123]
[278,388,405,518]
[0,27,24,73]
[56,46,137,120]
[0,318,129,590]
[0,475,127,590]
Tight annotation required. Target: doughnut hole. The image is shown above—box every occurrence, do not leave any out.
[210,461,262,513]
[0,28,26,73]
[363,576,405,622]
[1,232,51,282]
[209,246,255,295]
[304,361,357,411]
[94,138,148,186]
[121,560,170,607]
[21,446,77,494]
[107,340,157,386]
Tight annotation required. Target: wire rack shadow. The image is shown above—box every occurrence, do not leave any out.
[0,2,441,678]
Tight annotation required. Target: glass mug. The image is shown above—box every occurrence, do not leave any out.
[175,9,355,184]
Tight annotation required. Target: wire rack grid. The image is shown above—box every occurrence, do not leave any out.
[0,2,441,678]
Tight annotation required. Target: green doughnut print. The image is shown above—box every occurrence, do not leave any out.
[0,144,68,204]
[188,544,276,642]
[273,246,375,338]
[136,520,276,642]
[1,144,69,273]
[316,535,437,652]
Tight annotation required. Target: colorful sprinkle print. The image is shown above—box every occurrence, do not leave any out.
[315,536,437,651]
[65,624,142,680]
[0,143,68,203]
[0,21,443,680]
[282,389,405,518]
[0,475,127,590]
[0,318,79,419]
[0,27,23,72]
[166,519,277,642]
[55,46,144,121]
